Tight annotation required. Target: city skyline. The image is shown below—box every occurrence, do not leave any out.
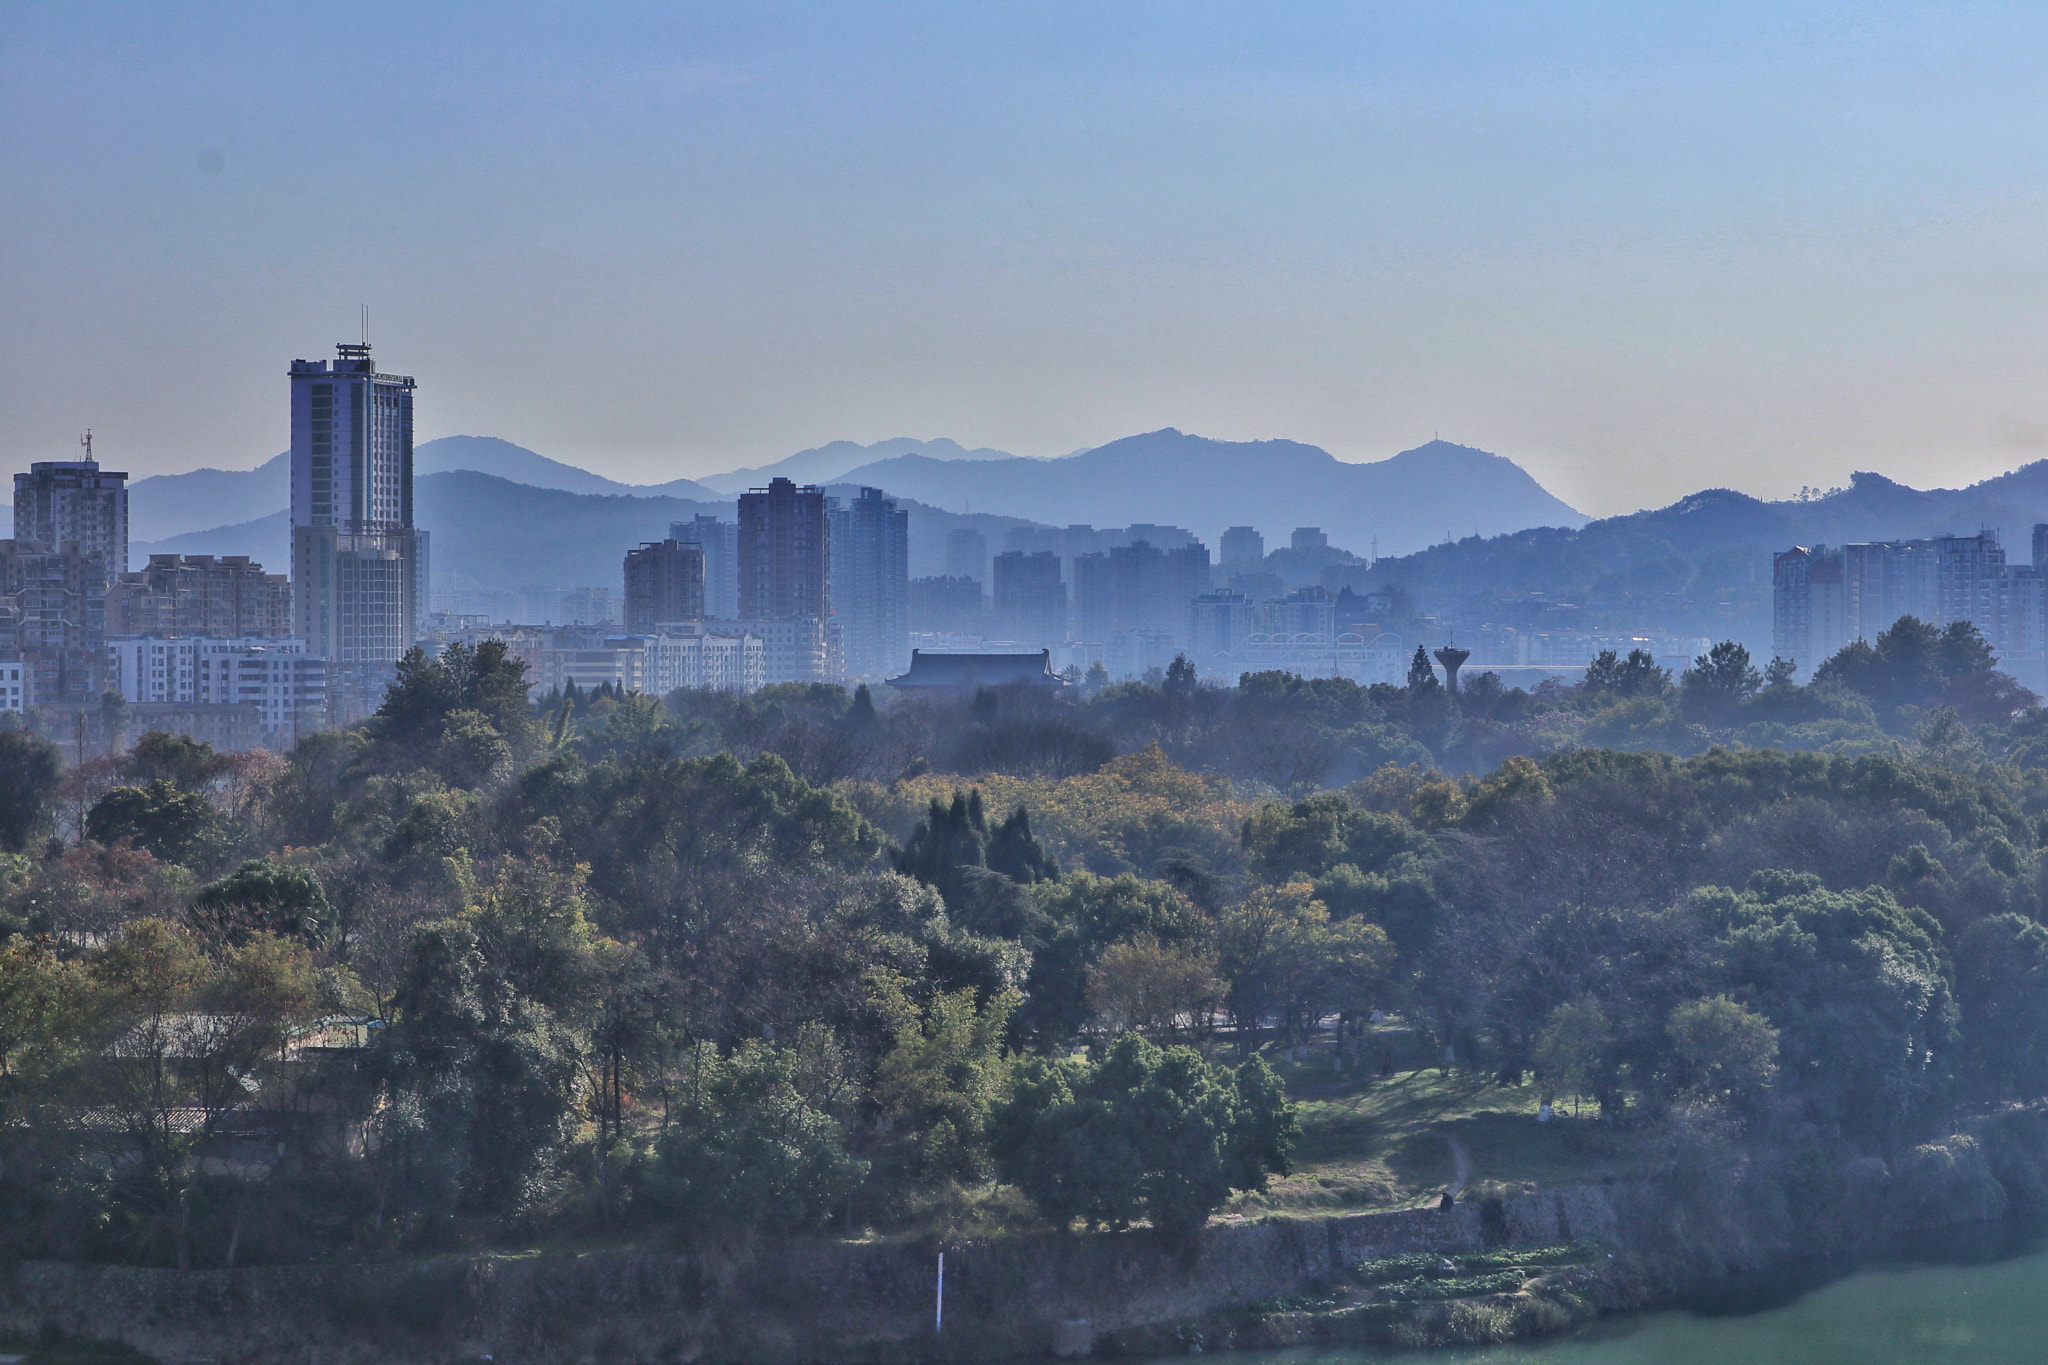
[10,4,2048,515]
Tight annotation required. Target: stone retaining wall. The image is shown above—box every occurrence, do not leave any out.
[0,1186,1620,1365]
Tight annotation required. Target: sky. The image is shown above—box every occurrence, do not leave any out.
[5,2,2048,517]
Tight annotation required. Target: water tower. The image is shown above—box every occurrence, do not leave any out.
[1432,644,1470,695]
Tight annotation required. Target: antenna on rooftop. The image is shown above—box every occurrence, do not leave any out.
[361,303,368,347]
[80,429,92,461]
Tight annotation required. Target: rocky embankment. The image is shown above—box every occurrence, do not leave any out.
[6,1107,2047,1364]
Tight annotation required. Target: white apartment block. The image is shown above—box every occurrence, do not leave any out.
[443,625,766,699]
[0,659,24,713]
[107,637,328,739]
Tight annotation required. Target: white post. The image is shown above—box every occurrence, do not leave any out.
[936,1250,945,1336]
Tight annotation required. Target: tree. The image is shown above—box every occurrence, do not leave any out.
[1680,641,1762,722]
[4,841,192,948]
[85,780,224,867]
[0,936,96,1130]
[1241,793,1431,881]
[436,709,513,787]
[1813,616,2002,725]
[986,806,1060,884]
[1953,914,2048,1100]
[1535,995,1614,1115]
[637,1039,867,1233]
[1216,882,1391,1045]
[1163,654,1199,700]
[844,682,878,728]
[870,977,1016,1189]
[1665,995,1778,1103]
[1700,871,1955,1140]
[990,1034,1296,1238]
[1463,755,1552,826]
[1406,647,1440,695]
[190,860,333,945]
[1021,873,1203,1048]
[374,859,607,1219]
[98,691,130,756]
[374,641,535,760]
[84,920,323,1267]
[128,732,232,792]
[1764,656,1798,688]
[1086,935,1223,1040]
[0,730,61,853]
[1584,649,1670,699]
[895,791,991,911]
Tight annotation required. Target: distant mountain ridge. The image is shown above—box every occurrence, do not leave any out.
[1365,462,2048,661]
[127,453,288,544]
[696,437,1023,495]
[125,436,717,543]
[126,430,1592,567]
[134,472,1044,593]
[826,430,1588,557]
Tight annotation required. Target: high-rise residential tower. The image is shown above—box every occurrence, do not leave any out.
[14,439,128,582]
[1220,526,1265,570]
[0,538,109,705]
[992,549,1067,645]
[1772,532,2046,690]
[945,527,988,588]
[672,515,739,618]
[738,478,830,620]
[289,343,425,709]
[828,486,910,680]
[1072,538,1210,650]
[623,539,706,633]
[737,477,832,682]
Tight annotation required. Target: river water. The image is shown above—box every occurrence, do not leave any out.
[1183,1245,2048,1364]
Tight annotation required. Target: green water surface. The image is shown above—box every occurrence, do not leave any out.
[1181,1247,2048,1364]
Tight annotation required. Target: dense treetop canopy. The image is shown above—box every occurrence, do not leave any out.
[5,614,2048,1267]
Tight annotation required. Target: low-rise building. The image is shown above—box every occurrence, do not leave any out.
[886,649,1064,692]
[437,624,767,698]
[106,636,328,743]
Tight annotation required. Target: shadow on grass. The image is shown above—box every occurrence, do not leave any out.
[1280,1066,1637,1208]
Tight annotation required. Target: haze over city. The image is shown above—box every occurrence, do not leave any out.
[17,9,2048,1365]
[10,1,2048,514]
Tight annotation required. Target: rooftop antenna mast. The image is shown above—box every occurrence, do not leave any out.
[80,429,92,461]
[361,303,368,348]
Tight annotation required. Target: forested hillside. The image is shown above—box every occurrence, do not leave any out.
[4,619,2048,1268]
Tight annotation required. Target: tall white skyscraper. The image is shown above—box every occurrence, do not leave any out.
[289,343,426,711]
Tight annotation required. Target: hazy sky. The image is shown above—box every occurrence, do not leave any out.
[6,2,2048,517]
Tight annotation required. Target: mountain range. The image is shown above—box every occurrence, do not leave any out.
[821,431,1589,554]
[694,437,1023,495]
[122,436,718,543]
[122,430,1592,588]
[103,430,2048,654]
[130,473,1044,592]
[1372,465,2048,660]
[120,430,1587,555]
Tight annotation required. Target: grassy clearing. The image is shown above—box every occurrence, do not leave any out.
[1220,1023,1646,1219]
